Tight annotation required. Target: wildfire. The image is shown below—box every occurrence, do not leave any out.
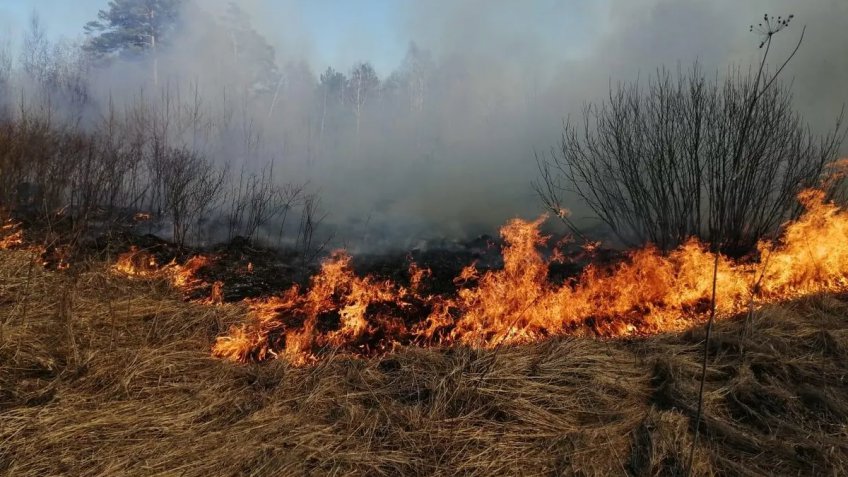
[0,230,23,250]
[113,246,162,278]
[212,188,848,364]
[208,281,224,304]
[2,219,68,269]
[171,255,214,290]
[0,220,24,250]
[112,246,216,294]
[213,251,427,364]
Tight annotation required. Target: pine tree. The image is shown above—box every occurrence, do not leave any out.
[221,2,280,95]
[83,0,182,59]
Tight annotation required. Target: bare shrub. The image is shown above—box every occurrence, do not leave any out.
[0,92,322,254]
[159,147,227,247]
[0,111,68,216]
[297,192,331,261]
[225,162,304,244]
[0,29,324,255]
[536,63,845,253]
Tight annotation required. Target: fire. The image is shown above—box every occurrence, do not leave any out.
[208,281,224,304]
[0,220,24,250]
[212,188,848,364]
[0,229,23,250]
[171,255,213,290]
[7,183,846,366]
[113,246,162,278]
[438,235,747,346]
[213,251,427,364]
[2,219,68,269]
[113,247,215,294]
[758,189,848,295]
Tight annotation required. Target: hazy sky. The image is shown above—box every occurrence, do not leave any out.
[0,0,606,75]
[0,1,414,75]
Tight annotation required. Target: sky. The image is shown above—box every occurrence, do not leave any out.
[0,0,406,73]
[0,0,604,75]
[0,1,103,42]
[293,0,409,74]
[0,1,402,75]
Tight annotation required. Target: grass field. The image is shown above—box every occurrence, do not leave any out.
[2,248,847,476]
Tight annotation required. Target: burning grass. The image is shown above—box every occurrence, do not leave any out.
[1,248,847,475]
[4,187,848,474]
[0,220,23,250]
[213,188,848,364]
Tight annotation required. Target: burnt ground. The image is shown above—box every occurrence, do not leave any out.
[1,207,310,300]
[3,205,627,306]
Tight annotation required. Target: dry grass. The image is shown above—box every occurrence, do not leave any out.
[1,249,847,476]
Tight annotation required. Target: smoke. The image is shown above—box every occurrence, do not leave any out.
[4,0,847,251]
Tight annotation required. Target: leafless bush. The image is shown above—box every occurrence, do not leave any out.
[0,28,324,254]
[273,182,306,244]
[297,192,331,261]
[64,107,152,233]
[536,62,845,253]
[0,111,69,215]
[225,163,304,244]
[0,105,142,238]
[0,89,325,253]
[824,158,848,204]
[0,101,322,252]
[160,147,227,247]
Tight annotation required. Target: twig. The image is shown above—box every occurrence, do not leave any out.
[742,246,773,352]
[686,241,720,472]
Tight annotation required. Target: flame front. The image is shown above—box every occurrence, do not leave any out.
[6,186,847,365]
[210,188,848,364]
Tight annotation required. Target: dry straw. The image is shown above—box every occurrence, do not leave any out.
[1,249,846,476]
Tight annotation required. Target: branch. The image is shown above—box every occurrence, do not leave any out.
[758,25,806,98]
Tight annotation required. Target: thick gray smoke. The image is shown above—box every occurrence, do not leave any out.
[3,0,846,251]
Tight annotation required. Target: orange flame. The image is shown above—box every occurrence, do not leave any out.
[758,189,848,295]
[208,281,224,304]
[113,246,161,278]
[171,255,213,290]
[212,188,848,365]
[2,219,66,268]
[213,251,428,364]
[113,247,215,294]
[0,220,24,250]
